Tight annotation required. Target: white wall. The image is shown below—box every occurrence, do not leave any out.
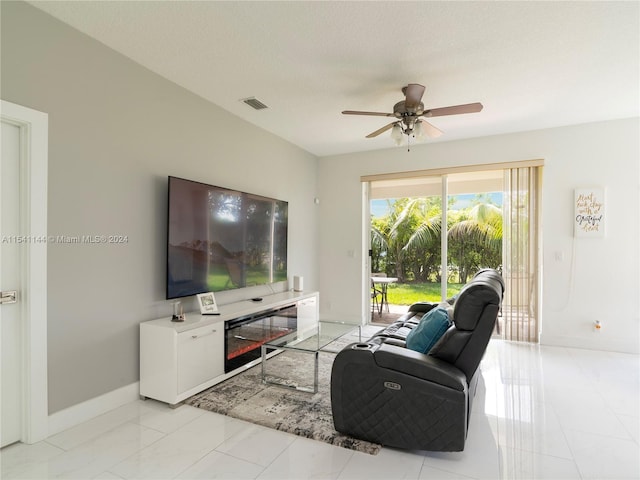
[317,118,639,354]
[2,2,319,413]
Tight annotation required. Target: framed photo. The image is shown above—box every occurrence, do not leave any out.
[197,292,219,315]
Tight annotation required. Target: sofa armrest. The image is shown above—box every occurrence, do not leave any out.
[373,337,406,348]
[372,343,467,392]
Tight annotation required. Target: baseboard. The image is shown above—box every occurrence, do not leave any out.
[539,334,639,354]
[48,382,140,437]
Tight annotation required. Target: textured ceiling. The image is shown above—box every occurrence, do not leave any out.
[28,1,639,157]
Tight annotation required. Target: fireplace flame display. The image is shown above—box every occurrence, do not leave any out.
[224,305,297,372]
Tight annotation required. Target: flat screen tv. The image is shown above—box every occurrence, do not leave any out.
[166,176,288,299]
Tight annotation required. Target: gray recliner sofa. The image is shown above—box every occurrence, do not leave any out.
[331,269,504,451]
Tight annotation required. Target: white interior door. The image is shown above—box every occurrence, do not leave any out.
[0,100,48,446]
[1,118,23,447]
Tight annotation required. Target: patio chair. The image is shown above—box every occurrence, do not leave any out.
[371,279,382,317]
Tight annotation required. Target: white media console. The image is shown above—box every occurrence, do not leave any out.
[139,290,319,406]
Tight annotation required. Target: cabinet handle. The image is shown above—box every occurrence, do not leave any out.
[191,329,217,339]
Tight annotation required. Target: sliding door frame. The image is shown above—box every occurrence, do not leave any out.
[361,159,544,184]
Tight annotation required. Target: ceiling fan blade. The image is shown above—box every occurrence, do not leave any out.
[424,102,483,117]
[418,120,443,138]
[342,110,395,117]
[366,122,397,138]
[403,84,426,109]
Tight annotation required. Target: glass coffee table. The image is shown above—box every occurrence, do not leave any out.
[261,321,361,393]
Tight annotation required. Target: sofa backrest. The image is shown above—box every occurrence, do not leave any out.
[428,269,504,383]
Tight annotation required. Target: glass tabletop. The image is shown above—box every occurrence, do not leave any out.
[263,321,359,353]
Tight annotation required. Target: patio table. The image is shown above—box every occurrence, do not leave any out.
[371,276,398,314]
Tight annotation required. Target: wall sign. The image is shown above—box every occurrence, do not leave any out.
[574,188,605,237]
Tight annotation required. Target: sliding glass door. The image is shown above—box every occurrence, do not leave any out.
[366,163,542,342]
[368,170,503,320]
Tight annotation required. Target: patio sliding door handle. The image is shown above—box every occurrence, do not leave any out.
[0,290,17,305]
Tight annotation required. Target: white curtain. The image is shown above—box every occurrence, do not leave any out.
[502,167,541,342]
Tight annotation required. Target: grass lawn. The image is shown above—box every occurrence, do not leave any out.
[385,282,464,305]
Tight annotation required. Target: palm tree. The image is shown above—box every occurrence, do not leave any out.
[371,195,502,284]
[448,202,502,283]
[370,198,421,281]
[384,197,442,282]
[383,199,413,281]
[399,199,442,282]
[370,219,389,274]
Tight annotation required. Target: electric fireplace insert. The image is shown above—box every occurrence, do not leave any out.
[224,304,297,372]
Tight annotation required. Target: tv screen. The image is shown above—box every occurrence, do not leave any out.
[166,176,288,299]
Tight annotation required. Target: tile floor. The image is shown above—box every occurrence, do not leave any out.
[2,337,639,479]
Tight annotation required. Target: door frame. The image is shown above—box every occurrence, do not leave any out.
[361,182,371,324]
[1,100,48,443]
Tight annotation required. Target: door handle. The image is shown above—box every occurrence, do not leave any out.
[192,329,217,339]
[0,291,17,305]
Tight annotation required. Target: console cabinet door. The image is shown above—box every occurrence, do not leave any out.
[177,325,223,394]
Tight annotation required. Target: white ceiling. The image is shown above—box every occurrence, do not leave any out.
[29,1,639,157]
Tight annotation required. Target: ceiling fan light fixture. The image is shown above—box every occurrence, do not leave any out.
[391,123,403,145]
[414,121,426,141]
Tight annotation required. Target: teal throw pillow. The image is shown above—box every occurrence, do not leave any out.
[406,306,451,354]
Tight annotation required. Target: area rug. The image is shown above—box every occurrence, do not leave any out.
[185,334,382,455]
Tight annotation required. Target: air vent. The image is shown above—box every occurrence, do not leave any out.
[241,97,269,110]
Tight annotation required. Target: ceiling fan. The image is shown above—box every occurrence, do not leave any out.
[342,84,483,145]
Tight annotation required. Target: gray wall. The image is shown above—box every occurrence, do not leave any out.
[1,1,319,413]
